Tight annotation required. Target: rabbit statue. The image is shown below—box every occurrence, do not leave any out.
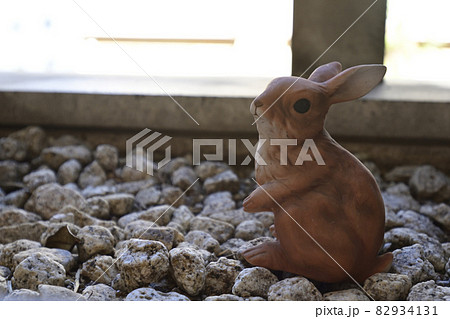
[242,62,392,283]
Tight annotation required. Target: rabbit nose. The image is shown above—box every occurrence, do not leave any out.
[254,98,263,108]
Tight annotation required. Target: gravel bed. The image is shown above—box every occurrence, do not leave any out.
[0,126,449,301]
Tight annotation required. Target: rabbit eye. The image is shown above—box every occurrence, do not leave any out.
[293,98,311,114]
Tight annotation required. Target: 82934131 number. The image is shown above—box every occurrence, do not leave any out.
[375,306,438,316]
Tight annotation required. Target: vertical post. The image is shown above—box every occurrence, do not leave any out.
[291,0,387,76]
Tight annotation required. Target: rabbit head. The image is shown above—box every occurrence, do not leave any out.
[250,62,386,140]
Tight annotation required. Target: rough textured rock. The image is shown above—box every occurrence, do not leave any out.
[94,144,118,172]
[81,255,118,286]
[118,205,174,228]
[194,161,228,181]
[126,223,184,250]
[0,275,8,299]
[116,239,170,292]
[38,284,86,301]
[57,159,82,185]
[77,225,115,262]
[235,220,265,240]
[0,221,49,244]
[86,196,110,220]
[24,183,88,219]
[382,183,420,212]
[206,208,251,227]
[0,208,41,227]
[78,161,107,189]
[0,137,27,161]
[169,246,206,295]
[9,126,46,158]
[363,273,412,301]
[204,294,244,301]
[232,267,278,298]
[323,289,369,301]
[203,170,240,194]
[159,185,184,206]
[185,230,221,255]
[82,284,117,301]
[268,277,323,301]
[0,239,42,268]
[3,289,40,301]
[0,188,30,208]
[13,248,75,272]
[409,165,450,202]
[12,254,66,290]
[384,165,418,183]
[391,244,436,284]
[201,191,236,215]
[0,160,30,185]
[169,205,195,233]
[203,257,244,295]
[172,166,198,190]
[101,193,134,217]
[420,203,450,232]
[125,287,189,301]
[190,216,234,244]
[135,187,161,209]
[407,280,450,301]
[41,145,92,170]
[23,168,57,192]
[396,210,446,241]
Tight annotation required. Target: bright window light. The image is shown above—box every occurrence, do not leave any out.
[384,0,450,85]
[0,0,293,77]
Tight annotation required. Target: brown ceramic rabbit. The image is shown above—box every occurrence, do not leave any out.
[242,62,392,283]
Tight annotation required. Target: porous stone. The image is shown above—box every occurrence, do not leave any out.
[220,238,247,259]
[391,244,436,284]
[185,230,221,255]
[363,273,412,301]
[12,254,66,290]
[0,266,11,279]
[118,205,175,228]
[409,165,450,202]
[53,205,115,228]
[201,191,236,215]
[0,137,27,161]
[135,186,161,209]
[407,280,450,301]
[23,168,56,191]
[24,183,88,220]
[38,284,86,301]
[0,221,49,244]
[77,225,115,262]
[396,210,446,242]
[117,166,150,182]
[204,294,245,301]
[323,289,369,301]
[252,212,275,228]
[0,160,30,185]
[81,255,118,286]
[385,208,403,230]
[0,188,30,208]
[206,208,251,227]
[82,284,117,301]
[101,193,134,217]
[57,159,82,185]
[41,145,92,170]
[384,165,418,183]
[203,257,244,295]
[169,246,205,295]
[420,203,450,233]
[86,196,110,219]
[190,216,234,244]
[268,277,322,301]
[125,287,189,301]
[382,183,420,212]
[114,179,157,194]
[157,157,189,181]
[194,161,229,180]
[116,239,170,292]
[0,276,8,299]
[94,144,118,171]
[3,289,40,301]
[9,126,47,158]
[13,248,75,272]
[81,185,116,198]
[126,223,184,250]
[235,220,265,241]
[0,208,41,227]
[78,161,107,189]
[203,170,240,194]
[232,267,278,298]
[159,186,184,206]
[0,239,42,269]
[172,166,198,190]
[169,205,195,233]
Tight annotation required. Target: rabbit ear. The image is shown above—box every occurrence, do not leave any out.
[308,61,342,82]
[325,64,386,104]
